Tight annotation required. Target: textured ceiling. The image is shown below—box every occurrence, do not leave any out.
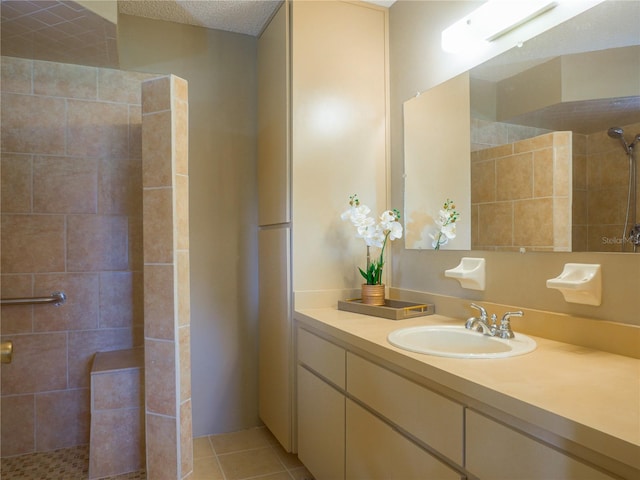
[118,0,282,37]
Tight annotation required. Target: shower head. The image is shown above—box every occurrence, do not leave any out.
[608,127,625,138]
[608,126,631,154]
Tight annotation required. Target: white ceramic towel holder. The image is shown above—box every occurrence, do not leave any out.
[444,257,485,291]
[546,263,601,306]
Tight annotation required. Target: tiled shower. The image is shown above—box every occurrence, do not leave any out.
[1,57,193,478]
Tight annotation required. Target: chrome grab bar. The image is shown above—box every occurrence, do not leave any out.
[0,291,67,307]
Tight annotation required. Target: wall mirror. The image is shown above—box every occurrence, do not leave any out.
[404,0,640,253]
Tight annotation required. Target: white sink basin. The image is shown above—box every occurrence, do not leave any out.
[387,325,536,359]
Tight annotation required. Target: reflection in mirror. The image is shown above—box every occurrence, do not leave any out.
[404,0,640,253]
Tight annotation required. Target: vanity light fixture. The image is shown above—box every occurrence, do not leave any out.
[441,0,557,53]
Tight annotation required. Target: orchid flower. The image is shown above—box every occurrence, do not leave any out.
[430,199,459,250]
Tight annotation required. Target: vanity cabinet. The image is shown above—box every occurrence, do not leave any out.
[465,410,618,480]
[296,326,465,480]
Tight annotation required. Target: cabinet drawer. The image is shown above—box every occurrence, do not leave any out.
[347,353,463,465]
[297,328,346,389]
[466,410,617,480]
[346,399,464,480]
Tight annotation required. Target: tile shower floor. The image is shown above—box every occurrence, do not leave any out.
[0,427,313,480]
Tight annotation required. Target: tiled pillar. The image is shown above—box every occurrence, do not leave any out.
[141,75,192,479]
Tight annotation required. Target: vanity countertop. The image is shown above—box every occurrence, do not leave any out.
[294,307,640,471]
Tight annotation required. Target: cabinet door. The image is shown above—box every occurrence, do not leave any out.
[297,366,345,480]
[258,228,292,450]
[466,410,617,480]
[346,400,464,480]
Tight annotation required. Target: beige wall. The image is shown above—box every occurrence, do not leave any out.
[0,57,149,456]
[389,0,640,326]
[117,14,259,436]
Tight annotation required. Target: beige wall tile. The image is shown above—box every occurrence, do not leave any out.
[92,369,144,410]
[129,105,143,159]
[67,99,129,158]
[513,132,553,153]
[588,187,627,225]
[0,333,67,394]
[34,61,97,99]
[496,152,533,201]
[471,143,513,163]
[146,413,178,480]
[34,273,99,332]
[179,325,191,402]
[1,93,66,154]
[36,388,90,451]
[573,153,587,190]
[176,174,189,251]
[68,329,137,389]
[470,160,495,204]
[33,156,98,213]
[1,215,65,273]
[0,394,35,456]
[588,225,626,252]
[98,156,142,216]
[142,76,171,114]
[99,271,139,328]
[142,111,173,187]
[553,145,571,197]
[172,76,188,103]
[144,264,175,341]
[143,188,174,264]
[1,57,33,94]
[1,153,32,212]
[177,251,191,327]
[554,197,571,250]
[145,338,177,416]
[478,202,513,247]
[129,215,145,272]
[67,215,129,271]
[572,225,588,252]
[533,148,553,197]
[175,99,189,176]
[0,274,34,334]
[514,198,554,247]
[572,189,588,226]
[98,68,150,104]
[89,407,145,478]
[181,399,194,478]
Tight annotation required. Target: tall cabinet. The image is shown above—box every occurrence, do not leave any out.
[258,0,389,452]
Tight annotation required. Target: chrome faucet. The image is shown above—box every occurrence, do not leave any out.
[465,303,523,339]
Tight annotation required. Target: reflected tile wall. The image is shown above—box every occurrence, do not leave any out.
[471,132,571,252]
[0,56,152,456]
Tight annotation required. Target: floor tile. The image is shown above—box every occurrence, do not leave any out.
[217,446,285,480]
[209,426,274,455]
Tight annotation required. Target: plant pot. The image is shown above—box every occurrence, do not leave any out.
[361,283,385,306]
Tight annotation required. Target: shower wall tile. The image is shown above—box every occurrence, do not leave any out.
[176,174,190,251]
[68,328,137,389]
[67,215,129,271]
[0,394,35,457]
[33,273,99,332]
[533,148,553,197]
[179,325,191,402]
[554,197,571,250]
[146,413,178,480]
[33,156,98,213]
[33,61,97,99]
[1,214,65,273]
[177,251,191,327]
[173,76,188,103]
[175,99,189,176]
[0,56,33,94]
[514,198,554,247]
[0,274,34,334]
[142,110,173,187]
[92,368,144,410]
[496,152,533,201]
[1,153,32,213]
[470,160,496,204]
[573,153,587,190]
[0,332,67,394]
[180,399,194,476]
[99,271,139,329]
[553,146,571,197]
[129,215,144,272]
[144,264,175,341]
[588,187,628,226]
[477,202,513,247]
[98,156,142,216]
[36,388,90,451]
[145,338,177,417]
[513,132,553,153]
[143,187,174,264]
[142,76,171,114]
[98,69,151,104]
[129,106,143,159]
[67,99,129,158]
[1,93,66,154]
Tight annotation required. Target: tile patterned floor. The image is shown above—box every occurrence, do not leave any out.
[0,427,312,480]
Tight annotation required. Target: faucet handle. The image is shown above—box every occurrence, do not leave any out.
[470,303,488,320]
[497,311,523,339]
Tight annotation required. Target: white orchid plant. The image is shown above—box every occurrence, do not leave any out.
[430,199,460,250]
[341,194,403,285]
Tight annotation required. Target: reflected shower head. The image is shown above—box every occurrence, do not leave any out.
[608,126,625,138]
[608,127,631,154]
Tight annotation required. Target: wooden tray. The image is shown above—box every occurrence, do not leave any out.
[337,298,435,320]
